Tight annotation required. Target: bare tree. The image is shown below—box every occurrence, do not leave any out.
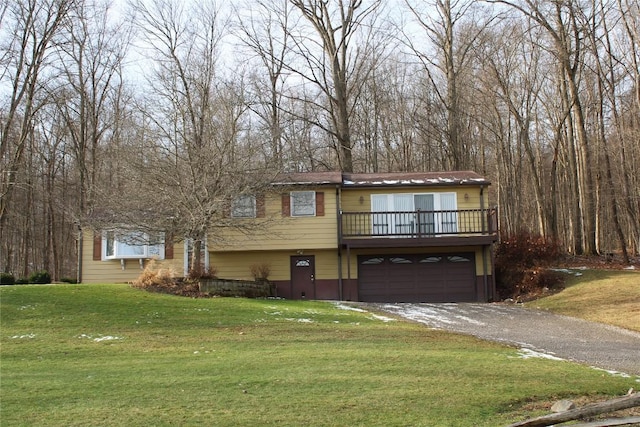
[286,0,383,172]
[50,0,132,281]
[234,0,292,169]
[129,0,272,275]
[487,0,598,254]
[0,0,74,240]
[404,0,494,170]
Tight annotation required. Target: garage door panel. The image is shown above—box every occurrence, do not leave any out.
[358,253,476,303]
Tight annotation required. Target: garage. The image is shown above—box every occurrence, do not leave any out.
[357,253,476,303]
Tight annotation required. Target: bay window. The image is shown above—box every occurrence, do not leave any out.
[103,230,165,260]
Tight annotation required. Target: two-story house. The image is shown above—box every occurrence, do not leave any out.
[82,171,498,302]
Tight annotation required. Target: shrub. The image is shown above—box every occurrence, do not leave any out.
[249,263,271,280]
[28,271,51,284]
[15,277,29,285]
[186,266,218,281]
[133,261,202,297]
[132,260,176,289]
[495,230,564,300]
[0,273,15,285]
[60,277,77,284]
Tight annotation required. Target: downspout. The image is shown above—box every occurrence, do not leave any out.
[480,186,489,301]
[76,225,83,284]
[336,185,343,301]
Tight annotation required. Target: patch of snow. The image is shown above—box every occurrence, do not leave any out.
[93,336,123,342]
[381,304,457,328]
[551,268,583,276]
[77,334,123,342]
[18,304,37,311]
[284,318,314,323]
[590,367,636,379]
[624,266,636,270]
[369,314,396,322]
[11,333,36,339]
[333,302,367,313]
[516,348,565,361]
[453,315,485,326]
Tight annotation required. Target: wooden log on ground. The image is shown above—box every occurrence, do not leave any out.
[507,393,640,427]
[570,416,640,427]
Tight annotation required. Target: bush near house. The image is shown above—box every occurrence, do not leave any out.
[495,231,564,300]
[3,271,52,285]
[28,271,51,284]
[0,273,15,285]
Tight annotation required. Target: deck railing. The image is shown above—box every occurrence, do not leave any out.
[340,208,498,239]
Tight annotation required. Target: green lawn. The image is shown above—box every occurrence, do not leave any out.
[1,284,637,426]
[527,269,640,332]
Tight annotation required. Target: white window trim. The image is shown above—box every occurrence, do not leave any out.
[290,191,316,217]
[183,237,209,274]
[231,194,257,218]
[102,230,165,260]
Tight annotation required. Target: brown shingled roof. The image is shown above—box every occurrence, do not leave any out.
[272,171,343,186]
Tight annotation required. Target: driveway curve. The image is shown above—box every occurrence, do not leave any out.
[366,303,640,377]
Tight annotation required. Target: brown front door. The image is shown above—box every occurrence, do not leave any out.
[290,255,315,299]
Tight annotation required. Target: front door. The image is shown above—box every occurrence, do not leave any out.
[291,255,315,299]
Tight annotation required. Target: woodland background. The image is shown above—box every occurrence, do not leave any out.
[1,0,639,281]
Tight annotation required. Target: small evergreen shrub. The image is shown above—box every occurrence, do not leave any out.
[0,273,15,285]
[28,270,51,284]
[60,277,77,284]
[495,230,564,300]
[15,277,29,284]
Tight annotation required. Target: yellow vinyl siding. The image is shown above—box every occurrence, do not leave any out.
[341,186,487,211]
[81,231,185,284]
[211,188,338,252]
[210,249,339,281]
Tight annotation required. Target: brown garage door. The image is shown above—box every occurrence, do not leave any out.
[358,253,476,303]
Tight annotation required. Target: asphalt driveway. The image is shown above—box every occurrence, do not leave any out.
[366,303,640,377]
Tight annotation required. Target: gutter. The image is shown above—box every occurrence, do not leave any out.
[336,185,343,301]
[76,226,83,284]
[480,186,489,301]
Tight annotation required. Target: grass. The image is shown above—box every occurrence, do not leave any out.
[526,269,640,332]
[1,284,638,426]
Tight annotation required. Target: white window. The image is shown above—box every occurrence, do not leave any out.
[231,195,256,218]
[371,193,458,235]
[103,230,165,260]
[291,191,316,216]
